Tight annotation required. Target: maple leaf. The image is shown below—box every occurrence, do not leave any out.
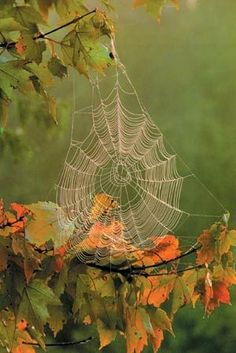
[97,318,117,349]
[213,264,236,286]
[149,308,174,352]
[10,203,31,220]
[126,307,148,353]
[12,234,41,283]
[0,311,36,353]
[171,277,192,316]
[196,226,218,265]
[17,279,61,334]
[203,280,231,314]
[132,235,180,267]
[48,305,67,337]
[137,274,175,307]
[25,202,73,247]
[219,228,236,255]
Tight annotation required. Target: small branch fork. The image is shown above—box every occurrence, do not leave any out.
[86,243,202,277]
[0,9,97,50]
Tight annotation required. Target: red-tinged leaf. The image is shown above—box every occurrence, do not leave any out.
[213,281,230,304]
[54,245,67,256]
[203,280,231,314]
[10,203,30,219]
[11,220,27,234]
[54,255,64,273]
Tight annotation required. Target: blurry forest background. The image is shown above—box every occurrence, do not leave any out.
[0,0,236,352]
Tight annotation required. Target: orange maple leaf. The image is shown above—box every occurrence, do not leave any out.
[139,275,175,307]
[150,327,164,353]
[126,308,148,353]
[133,235,180,267]
[196,230,215,265]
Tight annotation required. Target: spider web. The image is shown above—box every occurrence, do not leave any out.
[56,57,226,265]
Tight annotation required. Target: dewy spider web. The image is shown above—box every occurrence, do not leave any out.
[56,50,226,265]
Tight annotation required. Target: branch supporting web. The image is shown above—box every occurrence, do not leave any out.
[56,54,225,264]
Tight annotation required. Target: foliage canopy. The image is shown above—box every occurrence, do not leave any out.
[0,200,236,353]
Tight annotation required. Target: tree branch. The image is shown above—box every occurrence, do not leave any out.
[35,9,97,39]
[0,9,97,50]
[140,264,204,277]
[131,243,201,272]
[86,243,201,277]
[23,336,94,347]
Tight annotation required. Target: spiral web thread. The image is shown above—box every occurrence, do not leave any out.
[56,57,225,265]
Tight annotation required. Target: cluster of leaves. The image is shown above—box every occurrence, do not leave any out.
[0,0,185,130]
[0,0,115,127]
[0,199,236,353]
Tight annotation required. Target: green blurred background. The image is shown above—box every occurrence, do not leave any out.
[0,0,236,352]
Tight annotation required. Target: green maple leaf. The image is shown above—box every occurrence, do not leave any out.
[48,56,68,78]
[0,60,32,101]
[54,0,89,19]
[48,305,67,337]
[9,5,46,28]
[17,279,61,334]
[0,17,25,31]
[18,33,46,64]
[171,277,191,316]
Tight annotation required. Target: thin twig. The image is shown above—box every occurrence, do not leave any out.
[23,336,94,347]
[0,9,96,50]
[139,264,204,277]
[35,9,96,39]
[131,243,201,272]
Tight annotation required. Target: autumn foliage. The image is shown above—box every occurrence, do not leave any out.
[0,199,236,353]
